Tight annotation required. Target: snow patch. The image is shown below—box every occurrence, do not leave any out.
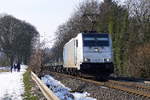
[0,66,10,71]
[0,65,27,100]
[41,75,96,100]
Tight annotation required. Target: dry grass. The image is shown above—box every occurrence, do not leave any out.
[0,70,9,72]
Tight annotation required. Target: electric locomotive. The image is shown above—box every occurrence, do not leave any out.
[63,32,114,76]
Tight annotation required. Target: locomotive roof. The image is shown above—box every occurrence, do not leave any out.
[82,32,109,35]
[64,32,110,47]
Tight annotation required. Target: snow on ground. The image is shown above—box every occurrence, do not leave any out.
[42,75,96,100]
[0,66,11,71]
[0,65,27,100]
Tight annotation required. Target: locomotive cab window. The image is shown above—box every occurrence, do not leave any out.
[76,40,78,47]
[83,34,109,47]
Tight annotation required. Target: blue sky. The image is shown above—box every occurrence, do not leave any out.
[0,0,88,47]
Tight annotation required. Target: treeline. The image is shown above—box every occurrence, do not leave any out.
[49,0,150,78]
[0,14,39,66]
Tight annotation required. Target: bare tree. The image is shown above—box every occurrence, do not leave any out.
[126,0,150,42]
[0,15,39,66]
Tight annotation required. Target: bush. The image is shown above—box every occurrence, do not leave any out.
[128,43,150,78]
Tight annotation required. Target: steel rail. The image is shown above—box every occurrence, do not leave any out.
[108,80,150,90]
[105,82,150,98]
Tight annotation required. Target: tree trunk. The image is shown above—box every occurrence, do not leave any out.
[10,55,14,66]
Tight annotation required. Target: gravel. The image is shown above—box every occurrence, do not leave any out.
[48,72,150,100]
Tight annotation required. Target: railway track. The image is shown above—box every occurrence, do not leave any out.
[106,80,150,98]
[50,72,150,98]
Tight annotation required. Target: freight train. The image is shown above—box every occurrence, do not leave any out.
[49,32,114,77]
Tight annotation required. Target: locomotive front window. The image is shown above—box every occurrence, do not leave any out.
[84,37,95,40]
[97,38,109,41]
[83,34,109,47]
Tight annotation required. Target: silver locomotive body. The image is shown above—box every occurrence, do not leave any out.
[63,32,114,75]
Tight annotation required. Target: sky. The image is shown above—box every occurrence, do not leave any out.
[0,0,126,48]
[0,0,87,47]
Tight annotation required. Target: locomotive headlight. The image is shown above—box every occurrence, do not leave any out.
[104,58,111,62]
[84,58,90,62]
[106,58,110,62]
[94,48,99,52]
[84,58,88,62]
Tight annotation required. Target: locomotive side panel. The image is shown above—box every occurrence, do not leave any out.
[75,34,84,69]
[63,39,77,68]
